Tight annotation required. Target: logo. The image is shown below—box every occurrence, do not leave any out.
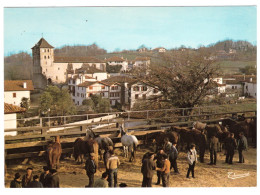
[228,172,250,180]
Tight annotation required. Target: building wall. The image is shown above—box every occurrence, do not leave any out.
[93,73,108,81]
[107,61,128,71]
[109,84,121,106]
[4,113,18,136]
[244,82,257,98]
[4,91,31,106]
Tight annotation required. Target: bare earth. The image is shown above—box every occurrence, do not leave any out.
[5,147,257,188]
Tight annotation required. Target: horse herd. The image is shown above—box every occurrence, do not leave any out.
[46,117,256,169]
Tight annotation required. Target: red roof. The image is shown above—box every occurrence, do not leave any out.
[78,81,110,88]
[31,38,54,49]
[106,56,125,62]
[54,56,105,63]
[4,103,26,114]
[135,57,151,61]
[4,80,34,91]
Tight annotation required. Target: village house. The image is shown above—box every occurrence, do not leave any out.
[153,47,166,53]
[243,78,257,98]
[71,66,108,81]
[4,103,26,136]
[133,57,151,69]
[105,56,128,72]
[31,38,106,89]
[4,80,34,107]
[137,47,149,52]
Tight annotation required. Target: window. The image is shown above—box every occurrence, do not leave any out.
[111,86,114,90]
[77,93,79,97]
[46,69,48,72]
[114,86,118,90]
[44,56,46,59]
[135,94,139,99]
[58,67,60,70]
[110,93,114,97]
[153,89,158,93]
[133,86,139,91]
[48,49,49,52]
[89,86,93,90]
[142,86,147,91]
[13,93,16,98]
[56,76,58,80]
[48,56,50,59]
[101,93,104,97]
[143,94,146,99]
[102,86,105,89]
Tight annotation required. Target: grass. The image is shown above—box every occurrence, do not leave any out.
[214,60,256,74]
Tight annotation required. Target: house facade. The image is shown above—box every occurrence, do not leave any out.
[153,47,166,52]
[106,56,128,72]
[4,80,34,106]
[244,80,257,98]
[133,57,151,69]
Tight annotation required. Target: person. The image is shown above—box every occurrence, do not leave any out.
[163,137,172,157]
[238,114,246,121]
[106,150,120,187]
[40,166,52,187]
[231,113,238,120]
[22,167,33,187]
[10,173,22,188]
[154,148,166,185]
[93,172,109,188]
[237,132,248,163]
[141,152,156,187]
[225,133,237,164]
[157,154,171,187]
[209,135,219,165]
[49,169,59,188]
[28,175,43,188]
[103,146,113,173]
[169,142,179,174]
[186,144,197,179]
[119,183,127,187]
[85,153,97,187]
[199,130,207,163]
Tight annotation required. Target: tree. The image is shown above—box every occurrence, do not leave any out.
[40,85,76,116]
[82,99,95,111]
[106,64,122,73]
[131,50,219,114]
[86,94,111,113]
[239,65,256,75]
[20,97,30,110]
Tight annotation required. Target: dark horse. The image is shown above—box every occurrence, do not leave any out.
[46,136,62,169]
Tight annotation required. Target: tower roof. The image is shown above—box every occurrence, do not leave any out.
[31,38,54,49]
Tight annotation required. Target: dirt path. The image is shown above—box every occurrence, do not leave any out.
[5,147,256,188]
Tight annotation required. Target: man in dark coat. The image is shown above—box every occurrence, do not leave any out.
[85,153,97,187]
[40,166,52,187]
[49,169,59,188]
[169,142,179,174]
[154,149,166,185]
[141,152,156,187]
[237,132,248,163]
[225,133,237,164]
[22,167,33,188]
[10,173,22,188]
[199,130,207,163]
[28,175,43,188]
[209,135,219,165]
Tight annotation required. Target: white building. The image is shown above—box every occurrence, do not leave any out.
[244,79,257,98]
[4,80,34,106]
[153,47,166,53]
[4,103,26,136]
[106,56,128,72]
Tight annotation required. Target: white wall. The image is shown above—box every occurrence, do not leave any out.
[4,113,17,136]
[93,72,108,81]
[244,82,257,98]
[4,91,30,106]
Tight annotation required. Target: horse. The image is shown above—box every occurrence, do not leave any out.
[73,137,99,168]
[46,136,62,169]
[120,125,138,162]
[222,118,251,139]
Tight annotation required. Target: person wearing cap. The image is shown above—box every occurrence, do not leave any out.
[157,154,171,187]
[106,150,120,187]
[93,172,109,188]
[49,169,60,188]
[10,173,22,188]
[85,153,97,187]
[40,166,52,187]
[29,175,43,188]
[141,152,156,187]
[22,167,33,187]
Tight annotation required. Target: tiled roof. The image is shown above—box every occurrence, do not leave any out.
[54,56,105,63]
[4,103,26,114]
[4,80,34,91]
[135,57,151,61]
[225,80,242,85]
[78,81,109,88]
[75,66,106,74]
[31,38,54,49]
[102,76,136,84]
[106,56,125,62]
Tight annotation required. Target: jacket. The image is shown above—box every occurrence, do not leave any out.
[85,158,97,175]
[159,159,171,174]
[238,135,248,151]
[93,178,109,188]
[106,155,120,170]
[187,149,197,165]
[209,136,219,151]
[10,179,22,188]
[141,158,156,178]
[227,137,237,151]
[164,142,172,155]
[40,172,52,187]
[28,181,43,188]
[169,145,178,160]
[50,173,59,188]
[22,174,33,188]
[154,151,166,168]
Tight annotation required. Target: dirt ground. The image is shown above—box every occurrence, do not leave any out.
[5,146,257,188]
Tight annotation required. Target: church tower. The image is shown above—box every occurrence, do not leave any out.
[31,38,54,89]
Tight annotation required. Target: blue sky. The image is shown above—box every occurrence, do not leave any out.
[4,6,257,56]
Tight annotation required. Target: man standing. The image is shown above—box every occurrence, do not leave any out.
[10,173,22,188]
[238,132,248,163]
[157,154,171,187]
[85,153,97,187]
[93,172,109,188]
[22,167,33,187]
[163,138,172,157]
[141,152,156,187]
[169,142,179,174]
[106,150,120,187]
[154,148,166,185]
[50,169,59,188]
[225,133,237,164]
[40,166,52,187]
[28,175,43,188]
[209,135,219,165]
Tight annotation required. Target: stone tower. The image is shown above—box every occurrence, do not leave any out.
[31,38,54,89]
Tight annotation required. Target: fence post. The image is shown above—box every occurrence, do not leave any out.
[40,118,42,127]
[48,117,50,127]
[128,112,130,120]
[64,116,66,124]
[147,111,149,119]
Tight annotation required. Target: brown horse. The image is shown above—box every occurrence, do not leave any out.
[46,136,62,169]
[222,118,251,139]
[73,137,99,168]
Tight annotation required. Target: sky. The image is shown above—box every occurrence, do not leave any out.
[3,6,257,56]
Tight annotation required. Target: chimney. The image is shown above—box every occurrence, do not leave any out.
[23,82,27,88]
